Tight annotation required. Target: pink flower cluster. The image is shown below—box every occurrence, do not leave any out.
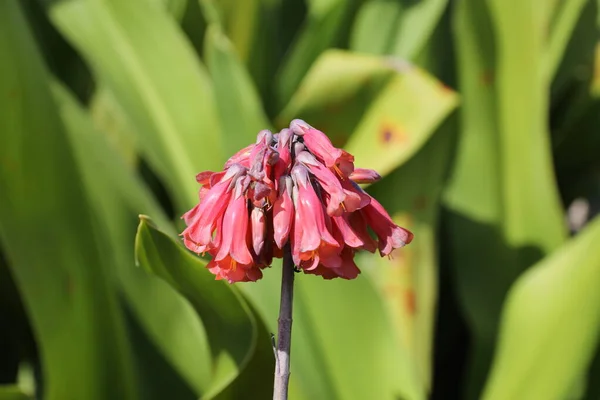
[181,120,413,283]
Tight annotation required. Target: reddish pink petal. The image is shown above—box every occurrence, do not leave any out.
[184,166,244,245]
[291,165,338,252]
[348,211,378,253]
[215,180,254,265]
[251,207,266,256]
[225,144,254,169]
[273,177,294,249]
[340,179,371,212]
[290,119,343,168]
[296,151,346,216]
[245,266,263,282]
[332,214,364,248]
[195,170,216,185]
[349,168,381,184]
[361,196,413,256]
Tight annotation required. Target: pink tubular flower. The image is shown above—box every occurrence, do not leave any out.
[290,119,343,169]
[273,176,294,249]
[290,165,339,269]
[214,178,254,267]
[181,119,412,282]
[349,168,381,184]
[360,197,414,256]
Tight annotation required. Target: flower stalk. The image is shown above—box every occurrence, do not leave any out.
[273,244,295,400]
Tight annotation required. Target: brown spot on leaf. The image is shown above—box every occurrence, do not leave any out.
[480,70,494,86]
[405,289,417,315]
[379,122,408,145]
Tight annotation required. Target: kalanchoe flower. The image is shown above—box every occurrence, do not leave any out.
[181,120,413,283]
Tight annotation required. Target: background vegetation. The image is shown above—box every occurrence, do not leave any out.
[1,0,600,399]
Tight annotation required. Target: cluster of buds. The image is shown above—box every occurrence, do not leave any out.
[181,120,413,283]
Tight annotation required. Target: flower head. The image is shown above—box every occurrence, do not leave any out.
[182,120,413,283]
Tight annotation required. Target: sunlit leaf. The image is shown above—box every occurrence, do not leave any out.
[134,217,273,398]
[444,0,567,397]
[48,0,223,210]
[51,80,212,396]
[274,0,361,108]
[344,61,457,178]
[358,118,456,393]
[483,217,600,400]
[204,23,272,153]
[0,2,138,399]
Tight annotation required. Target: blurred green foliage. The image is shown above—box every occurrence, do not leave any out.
[1,0,600,399]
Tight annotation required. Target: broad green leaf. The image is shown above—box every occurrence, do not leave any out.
[198,0,285,106]
[486,0,565,248]
[350,0,449,61]
[275,0,362,108]
[135,218,272,399]
[89,85,139,168]
[344,63,457,178]
[545,0,588,80]
[483,216,600,400]
[48,0,223,211]
[0,2,137,399]
[358,118,456,392]
[550,0,597,101]
[390,0,448,60]
[350,1,403,55]
[240,262,424,400]
[51,80,214,396]
[278,49,458,169]
[444,0,566,397]
[445,0,517,397]
[199,0,266,61]
[204,24,272,154]
[277,50,396,145]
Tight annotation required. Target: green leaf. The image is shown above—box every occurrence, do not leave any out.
[359,117,456,393]
[0,2,138,399]
[198,0,285,107]
[389,0,448,60]
[350,1,403,55]
[444,0,566,397]
[51,80,213,396]
[48,0,223,210]
[344,60,457,178]
[240,262,425,400]
[277,50,396,144]
[204,24,272,154]
[350,0,449,61]
[482,216,600,400]
[274,0,362,108]
[134,217,270,398]
[278,49,458,172]
[544,0,588,80]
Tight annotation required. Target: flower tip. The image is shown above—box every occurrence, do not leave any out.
[289,119,311,136]
[349,168,381,184]
[256,129,274,144]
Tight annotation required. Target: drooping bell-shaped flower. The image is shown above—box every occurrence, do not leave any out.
[181,119,412,283]
[273,176,294,249]
[290,165,340,270]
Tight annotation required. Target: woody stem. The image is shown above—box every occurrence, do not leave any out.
[273,244,295,400]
